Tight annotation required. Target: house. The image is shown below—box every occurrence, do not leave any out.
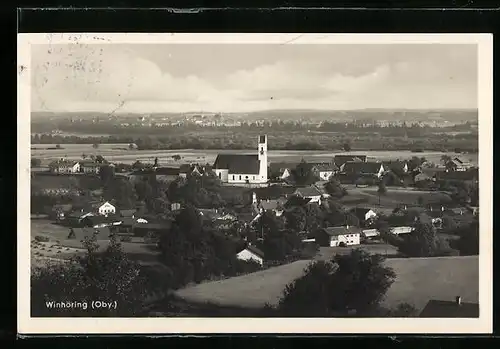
[268,162,297,181]
[48,160,81,174]
[67,210,95,225]
[50,204,73,221]
[256,198,285,216]
[383,161,409,175]
[171,202,182,211]
[419,296,479,318]
[414,172,434,183]
[349,208,377,227]
[333,155,367,168]
[362,229,380,239]
[198,208,223,221]
[283,195,312,209]
[314,226,361,247]
[446,157,474,172]
[68,227,112,241]
[79,160,101,174]
[294,185,325,204]
[435,168,479,183]
[213,135,268,184]
[181,164,205,177]
[94,201,116,216]
[340,161,385,178]
[313,163,339,180]
[81,215,122,229]
[154,167,182,182]
[236,244,265,266]
[246,186,296,203]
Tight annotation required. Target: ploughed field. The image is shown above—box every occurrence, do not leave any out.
[30,143,478,167]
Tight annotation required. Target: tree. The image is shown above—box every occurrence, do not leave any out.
[343,142,352,152]
[31,158,42,167]
[55,144,61,149]
[93,143,100,149]
[132,160,145,171]
[453,220,479,256]
[441,155,452,166]
[172,155,181,161]
[284,206,307,233]
[377,180,387,206]
[324,178,347,198]
[397,221,441,257]
[275,249,396,317]
[31,234,149,317]
[291,159,318,186]
[417,196,424,206]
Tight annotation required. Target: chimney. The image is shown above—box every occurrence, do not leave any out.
[455,296,461,305]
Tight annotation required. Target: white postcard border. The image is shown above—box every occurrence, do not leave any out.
[17,33,493,334]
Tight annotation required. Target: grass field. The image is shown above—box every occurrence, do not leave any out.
[339,186,453,209]
[173,255,478,312]
[30,144,478,167]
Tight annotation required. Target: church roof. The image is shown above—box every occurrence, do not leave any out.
[213,154,261,175]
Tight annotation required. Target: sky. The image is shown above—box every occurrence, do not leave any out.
[31,43,478,113]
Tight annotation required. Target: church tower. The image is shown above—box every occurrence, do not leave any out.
[258,135,268,182]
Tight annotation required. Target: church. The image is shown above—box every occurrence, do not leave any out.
[213,135,268,185]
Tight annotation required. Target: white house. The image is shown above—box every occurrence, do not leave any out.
[349,208,378,223]
[362,229,380,239]
[294,186,325,204]
[48,160,81,174]
[314,163,339,180]
[213,135,268,185]
[318,226,361,247]
[97,201,116,216]
[236,245,264,266]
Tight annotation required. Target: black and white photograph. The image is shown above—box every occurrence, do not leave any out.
[17,33,492,334]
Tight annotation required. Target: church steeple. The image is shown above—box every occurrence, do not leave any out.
[258,135,268,183]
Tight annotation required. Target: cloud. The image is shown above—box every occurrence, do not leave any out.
[30,44,477,113]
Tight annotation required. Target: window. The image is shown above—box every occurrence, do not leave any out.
[232,175,235,180]
[218,172,221,179]
[239,175,242,180]
[245,176,248,179]
[253,176,255,180]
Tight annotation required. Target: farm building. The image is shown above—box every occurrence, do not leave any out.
[283,195,312,209]
[236,245,265,266]
[333,155,367,167]
[268,162,297,181]
[312,163,339,180]
[314,226,361,247]
[419,296,479,317]
[390,226,414,235]
[81,215,122,229]
[349,207,378,226]
[48,160,81,174]
[79,160,101,174]
[445,157,474,172]
[213,135,268,185]
[340,161,385,178]
[294,185,325,204]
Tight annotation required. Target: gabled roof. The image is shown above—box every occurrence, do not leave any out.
[79,160,101,167]
[383,161,407,173]
[341,161,383,174]
[240,244,265,258]
[419,299,479,317]
[284,195,312,208]
[314,163,339,172]
[259,199,285,212]
[48,159,79,168]
[295,186,323,197]
[248,186,296,201]
[349,207,376,220]
[213,154,261,175]
[322,226,362,236]
[333,155,367,167]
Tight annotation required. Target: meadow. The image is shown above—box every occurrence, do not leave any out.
[173,255,479,312]
[30,143,478,167]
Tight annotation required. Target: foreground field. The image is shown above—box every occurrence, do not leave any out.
[174,256,479,312]
[30,219,161,266]
[30,144,478,167]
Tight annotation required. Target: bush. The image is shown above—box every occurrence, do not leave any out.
[34,235,50,242]
[120,235,132,242]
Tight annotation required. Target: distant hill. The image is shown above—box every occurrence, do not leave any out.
[31,108,478,123]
